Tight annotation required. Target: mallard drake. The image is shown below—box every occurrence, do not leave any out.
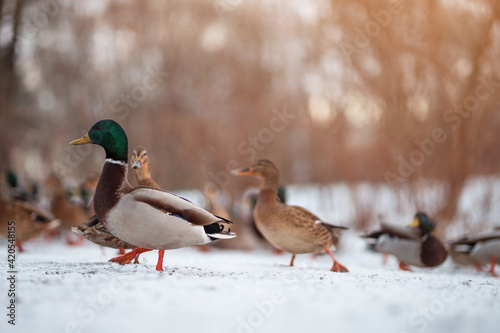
[363,212,448,270]
[70,119,236,271]
[449,228,500,277]
[232,159,348,272]
[73,146,159,261]
[0,178,60,251]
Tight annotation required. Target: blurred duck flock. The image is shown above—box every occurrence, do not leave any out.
[1,1,500,333]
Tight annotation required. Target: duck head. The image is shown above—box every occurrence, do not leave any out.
[70,119,128,163]
[131,146,149,170]
[232,159,279,190]
[410,212,435,236]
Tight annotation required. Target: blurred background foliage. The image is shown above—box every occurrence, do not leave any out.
[1,0,500,228]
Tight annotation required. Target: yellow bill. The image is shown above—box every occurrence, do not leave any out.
[410,217,419,227]
[70,133,92,145]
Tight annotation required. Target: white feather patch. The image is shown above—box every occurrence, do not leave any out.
[105,158,127,166]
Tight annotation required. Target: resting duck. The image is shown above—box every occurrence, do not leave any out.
[232,159,348,272]
[0,176,60,251]
[73,146,159,261]
[449,227,500,277]
[44,173,89,245]
[70,119,236,271]
[363,212,448,270]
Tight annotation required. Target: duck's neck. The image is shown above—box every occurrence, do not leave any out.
[257,188,279,206]
[135,163,151,183]
[257,177,280,207]
[94,158,130,224]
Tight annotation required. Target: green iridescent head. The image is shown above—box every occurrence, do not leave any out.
[411,212,434,235]
[70,119,128,162]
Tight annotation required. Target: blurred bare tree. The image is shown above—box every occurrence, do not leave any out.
[1,0,500,228]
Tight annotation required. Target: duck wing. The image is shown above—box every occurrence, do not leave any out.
[72,215,137,249]
[130,187,233,226]
[449,230,500,246]
[362,222,421,240]
[15,200,55,223]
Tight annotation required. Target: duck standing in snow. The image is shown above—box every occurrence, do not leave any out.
[72,146,159,261]
[232,159,348,272]
[70,119,236,271]
[363,212,448,271]
[449,227,500,277]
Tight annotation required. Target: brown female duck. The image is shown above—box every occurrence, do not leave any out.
[44,173,89,244]
[130,146,159,189]
[233,159,348,272]
[0,177,59,251]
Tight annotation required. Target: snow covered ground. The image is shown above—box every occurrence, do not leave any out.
[1,231,499,333]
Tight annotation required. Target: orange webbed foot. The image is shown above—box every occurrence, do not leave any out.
[110,248,152,265]
[398,261,413,271]
[325,247,349,273]
[331,261,349,273]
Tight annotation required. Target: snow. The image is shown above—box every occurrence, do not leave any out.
[3,181,500,333]
[2,231,499,333]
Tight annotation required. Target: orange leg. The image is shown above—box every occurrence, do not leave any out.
[133,254,141,264]
[110,248,152,265]
[119,247,126,255]
[289,254,296,267]
[193,245,211,252]
[15,240,24,252]
[65,233,85,246]
[398,261,413,271]
[475,263,484,272]
[382,253,389,265]
[325,247,348,273]
[156,250,165,271]
[273,248,284,255]
[489,255,498,277]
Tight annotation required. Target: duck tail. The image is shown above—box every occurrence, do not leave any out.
[319,221,348,233]
[204,221,237,241]
[71,215,99,236]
